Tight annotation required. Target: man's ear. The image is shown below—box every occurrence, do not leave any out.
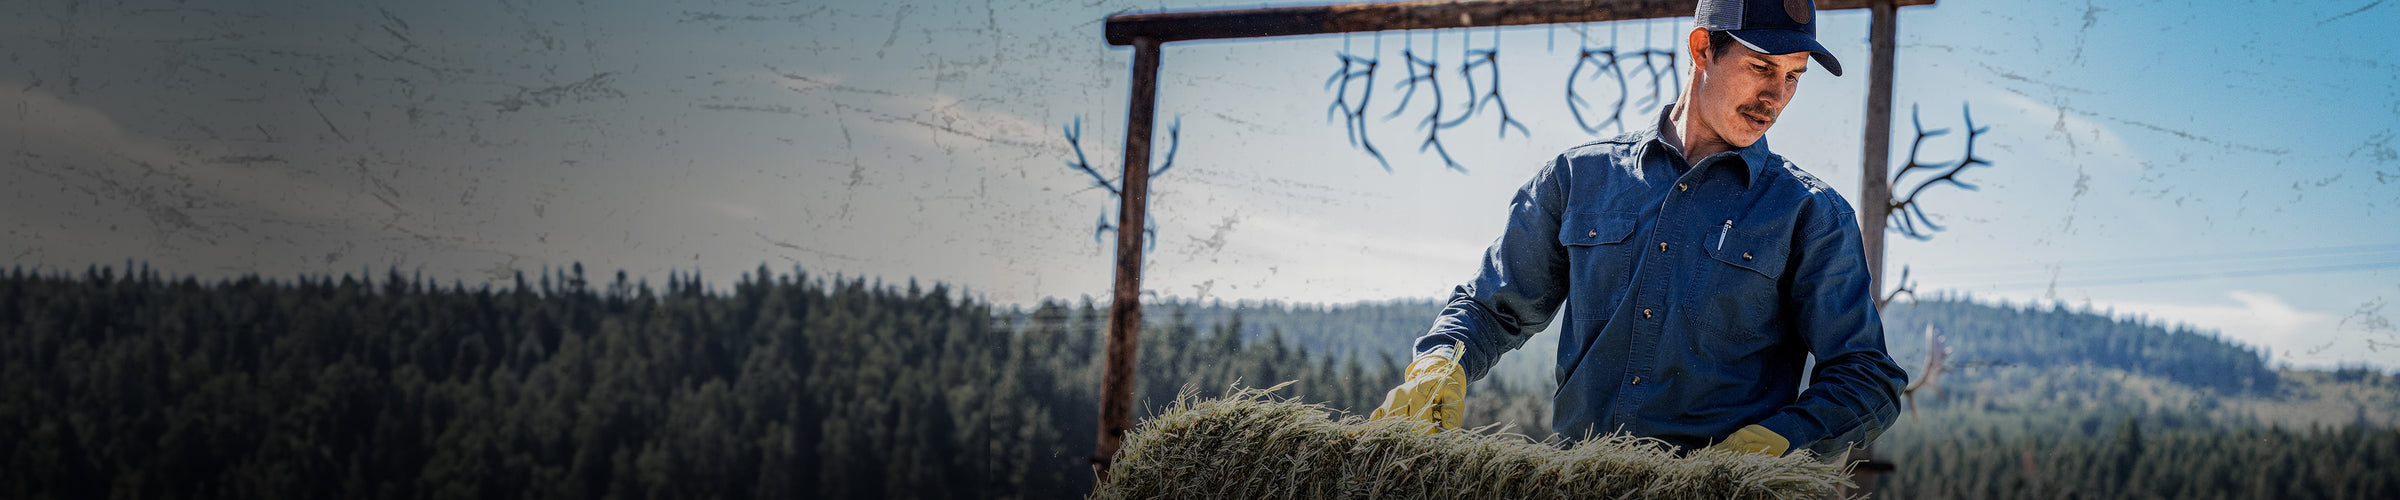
[1687,27,1712,67]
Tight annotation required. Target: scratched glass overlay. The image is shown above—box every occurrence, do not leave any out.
[2,0,2395,498]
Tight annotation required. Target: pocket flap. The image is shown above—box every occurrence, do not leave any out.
[1558,211,1638,247]
[1707,228,1790,279]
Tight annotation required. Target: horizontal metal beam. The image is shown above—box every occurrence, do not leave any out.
[1105,0,1934,46]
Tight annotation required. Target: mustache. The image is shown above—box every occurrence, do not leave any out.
[1737,102,1778,123]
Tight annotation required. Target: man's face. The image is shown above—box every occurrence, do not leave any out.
[1690,38,1810,148]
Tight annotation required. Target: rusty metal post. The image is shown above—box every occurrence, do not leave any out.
[1093,35,1162,483]
[1850,0,1900,496]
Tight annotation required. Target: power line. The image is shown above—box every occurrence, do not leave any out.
[1917,243,2400,278]
[1957,258,2400,291]
[1913,243,2400,290]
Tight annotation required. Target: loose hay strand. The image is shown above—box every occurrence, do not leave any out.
[1094,384,1852,500]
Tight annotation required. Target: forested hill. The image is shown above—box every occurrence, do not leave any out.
[1881,296,2281,395]
[1150,297,1445,362]
[1147,294,2283,396]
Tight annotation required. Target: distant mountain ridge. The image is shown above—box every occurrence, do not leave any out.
[1149,295,2291,396]
[1881,297,2281,395]
[1150,297,1442,362]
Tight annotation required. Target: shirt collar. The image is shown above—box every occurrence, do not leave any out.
[1641,103,1768,188]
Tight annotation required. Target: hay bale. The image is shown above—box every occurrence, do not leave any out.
[1094,385,1852,500]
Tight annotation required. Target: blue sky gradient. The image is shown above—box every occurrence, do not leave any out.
[3,0,2394,368]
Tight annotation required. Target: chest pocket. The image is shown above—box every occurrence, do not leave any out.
[1704,227,1790,279]
[1558,211,1639,321]
[1558,211,1637,247]
[1696,226,1791,343]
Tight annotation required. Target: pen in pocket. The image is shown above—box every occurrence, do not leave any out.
[1716,220,1732,250]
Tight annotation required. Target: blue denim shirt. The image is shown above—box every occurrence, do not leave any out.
[1414,104,1906,458]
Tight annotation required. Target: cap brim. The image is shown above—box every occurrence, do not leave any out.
[1726,29,1843,77]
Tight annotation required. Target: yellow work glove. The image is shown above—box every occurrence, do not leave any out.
[1707,424,1791,456]
[1367,347,1468,432]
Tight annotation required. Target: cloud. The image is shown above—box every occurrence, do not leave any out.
[2097,290,2397,369]
[760,68,1060,161]
[4,83,240,245]
[1138,208,1490,303]
[3,83,382,223]
[1,82,507,274]
[2112,291,2323,343]
[1977,83,2141,165]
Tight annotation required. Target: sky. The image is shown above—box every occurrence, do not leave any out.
[3,0,2396,369]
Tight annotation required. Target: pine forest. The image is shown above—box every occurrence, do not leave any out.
[2,264,2395,499]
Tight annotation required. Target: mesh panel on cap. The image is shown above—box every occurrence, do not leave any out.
[1695,0,1743,30]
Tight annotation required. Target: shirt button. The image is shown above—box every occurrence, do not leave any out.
[1677,183,1689,192]
[1630,376,1643,385]
[1743,252,1753,260]
[1588,230,1597,238]
[1659,242,1669,252]
[1642,308,1654,318]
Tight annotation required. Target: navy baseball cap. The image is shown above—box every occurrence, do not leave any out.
[1695,0,1843,76]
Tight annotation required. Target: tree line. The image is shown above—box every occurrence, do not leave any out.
[1879,404,2399,499]
[0,264,1460,499]
[3,264,2392,498]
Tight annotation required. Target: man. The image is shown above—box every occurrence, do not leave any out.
[1368,0,1907,459]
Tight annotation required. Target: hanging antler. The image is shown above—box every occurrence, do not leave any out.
[1063,116,1118,197]
[1625,46,1679,109]
[1326,50,1387,170]
[1392,44,1470,172]
[1064,115,1181,251]
[1566,45,1630,135]
[1382,46,1428,122]
[1879,265,1917,308]
[1902,324,1948,422]
[1152,117,1181,178]
[1373,31,1475,173]
[1561,22,1680,138]
[1458,29,1528,140]
[1622,22,1681,110]
[1888,103,1993,241]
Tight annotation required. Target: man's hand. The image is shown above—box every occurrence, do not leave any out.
[1707,424,1791,456]
[1368,347,1468,431]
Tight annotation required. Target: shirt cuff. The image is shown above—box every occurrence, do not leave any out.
[1420,344,1458,361]
[1754,412,1826,458]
